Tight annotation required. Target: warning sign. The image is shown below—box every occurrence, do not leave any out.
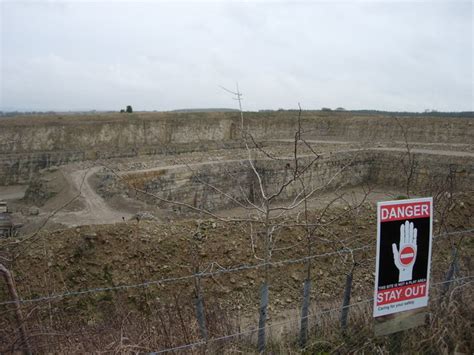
[373,197,433,317]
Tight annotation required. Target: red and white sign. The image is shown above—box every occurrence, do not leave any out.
[376,282,427,306]
[374,197,433,317]
[400,246,416,266]
[380,201,430,222]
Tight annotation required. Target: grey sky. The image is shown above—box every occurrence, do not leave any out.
[1,0,472,112]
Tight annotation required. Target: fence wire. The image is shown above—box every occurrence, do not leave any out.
[150,276,474,354]
[1,228,472,306]
[1,245,371,305]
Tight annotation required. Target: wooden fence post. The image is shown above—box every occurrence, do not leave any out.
[299,278,311,348]
[340,269,354,331]
[257,282,269,353]
[191,222,208,344]
[194,283,208,342]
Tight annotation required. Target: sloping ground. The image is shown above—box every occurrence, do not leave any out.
[49,166,134,226]
[0,191,472,352]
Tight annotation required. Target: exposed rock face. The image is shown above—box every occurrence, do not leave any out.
[113,150,473,213]
[0,111,472,185]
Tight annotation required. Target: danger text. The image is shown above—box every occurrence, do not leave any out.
[380,202,430,222]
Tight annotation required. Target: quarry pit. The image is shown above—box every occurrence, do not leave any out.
[0,111,472,230]
[0,111,473,353]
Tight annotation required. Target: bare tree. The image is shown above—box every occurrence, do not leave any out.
[217,86,366,351]
[395,116,417,198]
[11,85,369,352]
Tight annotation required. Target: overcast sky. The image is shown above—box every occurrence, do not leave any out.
[1,0,472,112]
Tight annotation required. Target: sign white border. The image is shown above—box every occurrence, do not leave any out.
[373,197,433,317]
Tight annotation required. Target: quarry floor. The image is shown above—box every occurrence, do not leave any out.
[1,138,473,233]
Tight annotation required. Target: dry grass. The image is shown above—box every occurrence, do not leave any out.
[1,279,471,353]
[2,294,238,353]
[262,281,473,354]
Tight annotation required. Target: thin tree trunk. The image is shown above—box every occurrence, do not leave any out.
[440,247,458,302]
[0,263,32,355]
[257,203,271,353]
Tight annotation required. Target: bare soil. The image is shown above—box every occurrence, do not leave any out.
[1,125,473,353]
[1,192,471,346]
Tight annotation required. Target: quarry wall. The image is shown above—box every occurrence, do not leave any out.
[366,150,473,193]
[118,151,370,212]
[0,112,472,185]
[107,149,473,212]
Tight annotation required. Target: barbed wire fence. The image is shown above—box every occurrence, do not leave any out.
[1,228,472,353]
[147,276,474,355]
[0,244,372,307]
[1,229,471,306]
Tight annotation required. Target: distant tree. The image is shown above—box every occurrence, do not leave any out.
[120,109,125,113]
[321,107,332,112]
[126,105,133,113]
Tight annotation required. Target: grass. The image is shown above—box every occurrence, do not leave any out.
[1,278,471,353]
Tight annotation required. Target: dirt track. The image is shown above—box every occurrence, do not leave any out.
[36,143,474,228]
[50,167,133,227]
